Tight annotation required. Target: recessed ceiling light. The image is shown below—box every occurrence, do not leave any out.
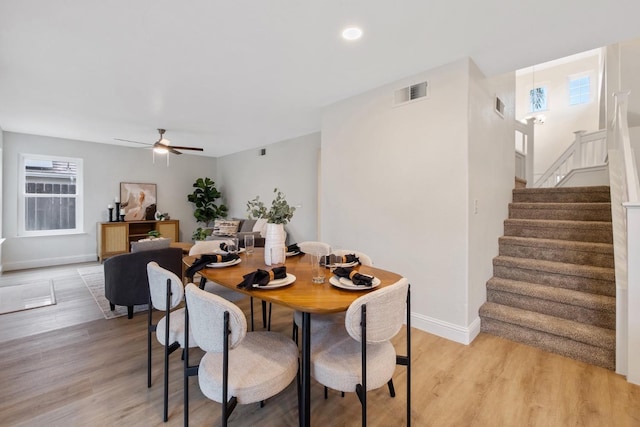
[341,27,363,41]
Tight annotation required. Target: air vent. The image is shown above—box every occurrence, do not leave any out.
[394,81,429,106]
[495,96,505,118]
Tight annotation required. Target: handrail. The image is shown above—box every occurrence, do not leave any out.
[534,129,607,188]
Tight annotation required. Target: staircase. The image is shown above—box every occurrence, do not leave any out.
[479,185,616,370]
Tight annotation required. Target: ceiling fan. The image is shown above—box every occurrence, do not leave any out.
[115,129,204,155]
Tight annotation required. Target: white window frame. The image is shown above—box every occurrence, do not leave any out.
[18,153,84,237]
[568,73,591,106]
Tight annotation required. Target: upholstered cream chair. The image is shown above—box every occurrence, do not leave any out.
[184,283,299,426]
[310,278,411,426]
[293,248,373,342]
[146,262,198,422]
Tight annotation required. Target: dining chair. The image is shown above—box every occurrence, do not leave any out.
[188,241,246,303]
[146,261,199,422]
[310,278,411,426]
[293,247,373,342]
[184,283,299,426]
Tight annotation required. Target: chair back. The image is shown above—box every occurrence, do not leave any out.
[147,261,184,311]
[332,249,373,266]
[298,241,331,255]
[185,283,247,352]
[345,278,409,343]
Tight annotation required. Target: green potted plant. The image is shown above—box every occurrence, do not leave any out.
[147,230,161,239]
[188,177,228,240]
[191,227,213,241]
[247,188,295,265]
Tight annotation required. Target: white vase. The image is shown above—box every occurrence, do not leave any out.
[264,223,286,266]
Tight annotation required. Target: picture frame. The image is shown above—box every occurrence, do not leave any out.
[120,182,157,221]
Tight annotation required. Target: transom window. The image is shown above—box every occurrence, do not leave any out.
[19,154,84,236]
[569,76,590,105]
[529,86,548,112]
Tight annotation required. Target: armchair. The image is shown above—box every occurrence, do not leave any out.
[104,247,183,319]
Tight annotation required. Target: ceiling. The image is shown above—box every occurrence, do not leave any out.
[2,1,640,157]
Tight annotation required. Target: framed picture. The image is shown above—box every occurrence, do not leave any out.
[120,182,157,221]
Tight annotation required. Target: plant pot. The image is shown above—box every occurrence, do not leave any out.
[264,223,285,266]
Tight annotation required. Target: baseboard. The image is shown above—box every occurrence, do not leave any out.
[411,312,481,345]
[3,253,98,271]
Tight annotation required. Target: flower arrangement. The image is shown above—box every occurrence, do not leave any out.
[246,188,296,225]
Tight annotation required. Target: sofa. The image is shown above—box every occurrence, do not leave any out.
[104,246,183,319]
[204,218,266,247]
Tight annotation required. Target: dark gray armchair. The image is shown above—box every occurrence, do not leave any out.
[104,247,183,319]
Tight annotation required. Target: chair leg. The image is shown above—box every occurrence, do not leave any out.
[250,297,255,331]
[109,302,115,311]
[127,306,134,319]
[387,379,396,398]
[267,303,272,331]
[324,386,328,400]
[292,323,298,344]
[261,300,267,328]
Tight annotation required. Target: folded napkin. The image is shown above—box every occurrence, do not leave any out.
[185,253,240,278]
[322,253,359,265]
[333,267,374,287]
[287,243,302,254]
[237,267,287,289]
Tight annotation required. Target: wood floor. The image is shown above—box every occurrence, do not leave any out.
[1,263,639,426]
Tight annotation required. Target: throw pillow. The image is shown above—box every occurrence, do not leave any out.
[213,219,241,236]
[239,218,257,232]
[252,218,268,238]
[131,238,171,253]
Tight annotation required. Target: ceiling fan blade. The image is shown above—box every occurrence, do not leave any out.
[168,147,182,155]
[167,145,204,152]
[114,138,151,146]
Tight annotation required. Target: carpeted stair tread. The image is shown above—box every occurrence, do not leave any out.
[481,316,615,370]
[509,202,612,221]
[492,256,615,296]
[512,186,611,203]
[504,219,613,243]
[487,277,616,313]
[493,256,614,281]
[479,302,615,349]
[498,236,614,268]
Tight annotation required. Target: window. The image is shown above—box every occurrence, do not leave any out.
[19,154,83,236]
[569,76,590,105]
[529,86,548,112]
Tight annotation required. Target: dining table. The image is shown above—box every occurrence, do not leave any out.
[184,247,403,427]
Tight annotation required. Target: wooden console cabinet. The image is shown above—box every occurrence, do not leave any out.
[97,220,179,262]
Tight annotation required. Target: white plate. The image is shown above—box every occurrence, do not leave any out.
[329,275,380,290]
[332,261,359,268]
[286,251,301,257]
[206,258,242,268]
[253,273,296,289]
[222,247,246,254]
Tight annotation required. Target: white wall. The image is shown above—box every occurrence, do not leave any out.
[516,53,600,181]
[467,64,516,332]
[216,132,320,244]
[0,127,4,273]
[321,58,514,343]
[2,132,216,270]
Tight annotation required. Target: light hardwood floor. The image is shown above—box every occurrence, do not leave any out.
[1,263,639,426]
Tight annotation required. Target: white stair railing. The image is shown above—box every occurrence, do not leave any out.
[609,91,640,384]
[534,129,607,188]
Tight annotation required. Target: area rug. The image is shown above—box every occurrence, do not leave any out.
[77,265,148,319]
[0,280,56,314]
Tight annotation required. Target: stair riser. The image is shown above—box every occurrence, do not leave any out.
[504,223,613,244]
[512,191,611,204]
[509,205,612,221]
[487,289,615,329]
[480,318,615,370]
[498,243,614,268]
[493,265,615,297]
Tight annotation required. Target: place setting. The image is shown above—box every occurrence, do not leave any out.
[328,266,380,291]
[185,252,242,278]
[236,265,296,290]
[285,243,303,257]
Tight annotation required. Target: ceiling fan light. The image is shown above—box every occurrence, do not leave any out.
[154,146,169,154]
